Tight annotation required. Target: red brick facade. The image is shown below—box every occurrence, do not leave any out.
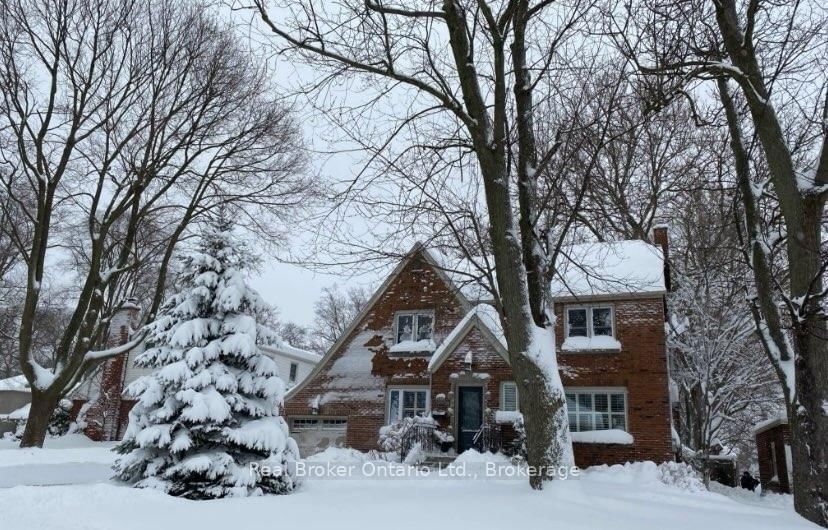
[285,248,674,467]
[70,303,141,441]
[284,253,466,449]
[555,298,674,466]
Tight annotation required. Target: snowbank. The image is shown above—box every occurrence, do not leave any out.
[0,456,813,530]
[0,434,117,488]
[304,447,377,464]
[452,449,513,465]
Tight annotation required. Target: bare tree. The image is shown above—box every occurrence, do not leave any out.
[612,0,828,523]
[668,272,780,485]
[0,0,311,447]
[246,0,629,485]
[311,284,370,353]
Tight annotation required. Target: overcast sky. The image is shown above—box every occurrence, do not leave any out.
[250,263,380,328]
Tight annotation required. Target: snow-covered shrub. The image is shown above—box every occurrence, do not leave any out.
[113,217,298,499]
[504,414,527,459]
[47,399,72,436]
[378,416,452,455]
[659,461,706,493]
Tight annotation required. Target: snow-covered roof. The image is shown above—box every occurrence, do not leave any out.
[0,374,30,392]
[550,240,665,299]
[427,240,665,302]
[0,403,30,421]
[261,342,321,365]
[753,415,788,435]
[428,303,507,373]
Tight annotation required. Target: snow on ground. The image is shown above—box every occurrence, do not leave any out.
[0,439,819,530]
[0,434,117,488]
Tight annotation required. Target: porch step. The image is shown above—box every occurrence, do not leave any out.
[421,454,457,467]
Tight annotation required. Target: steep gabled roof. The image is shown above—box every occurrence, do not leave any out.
[285,243,471,400]
[427,303,508,373]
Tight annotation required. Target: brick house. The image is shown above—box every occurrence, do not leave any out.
[285,230,675,468]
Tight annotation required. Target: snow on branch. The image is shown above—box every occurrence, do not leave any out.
[83,333,146,363]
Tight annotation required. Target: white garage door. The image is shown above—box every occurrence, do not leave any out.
[290,418,347,457]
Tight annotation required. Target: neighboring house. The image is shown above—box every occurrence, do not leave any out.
[0,375,31,436]
[754,416,792,493]
[261,343,321,390]
[70,302,320,441]
[285,229,674,468]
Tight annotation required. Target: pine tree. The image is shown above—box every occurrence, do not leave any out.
[113,217,298,498]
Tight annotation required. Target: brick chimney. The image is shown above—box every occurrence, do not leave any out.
[652,225,671,292]
[81,299,141,441]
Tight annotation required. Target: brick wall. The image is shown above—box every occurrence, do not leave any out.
[70,304,141,441]
[554,298,674,465]
[431,327,512,437]
[284,253,465,451]
[286,250,674,466]
[756,422,791,493]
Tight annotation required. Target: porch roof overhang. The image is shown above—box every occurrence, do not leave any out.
[427,303,509,373]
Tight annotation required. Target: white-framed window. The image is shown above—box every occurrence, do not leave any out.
[565,305,614,338]
[289,362,299,383]
[501,382,519,412]
[565,388,627,432]
[387,387,430,422]
[395,312,434,343]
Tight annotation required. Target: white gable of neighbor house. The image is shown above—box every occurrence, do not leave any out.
[260,343,321,389]
[120,340,319,393]
[122,343,151,390]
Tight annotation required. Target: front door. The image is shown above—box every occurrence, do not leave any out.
[457,386,483,453]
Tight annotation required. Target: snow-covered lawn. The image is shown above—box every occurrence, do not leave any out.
[0,438,818,530]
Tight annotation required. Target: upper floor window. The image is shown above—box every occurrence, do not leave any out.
[566,306,614,338]
[289,362,298,383]
[395,312,434,344]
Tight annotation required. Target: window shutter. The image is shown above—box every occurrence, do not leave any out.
[503,382,518,411]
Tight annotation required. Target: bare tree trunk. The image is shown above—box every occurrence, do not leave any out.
[719,76,827,526]
[19,389,62,448]
[252,0,578,487]
[789,220,828,524]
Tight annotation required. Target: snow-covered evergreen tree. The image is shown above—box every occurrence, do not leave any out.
[113,217,298,498]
